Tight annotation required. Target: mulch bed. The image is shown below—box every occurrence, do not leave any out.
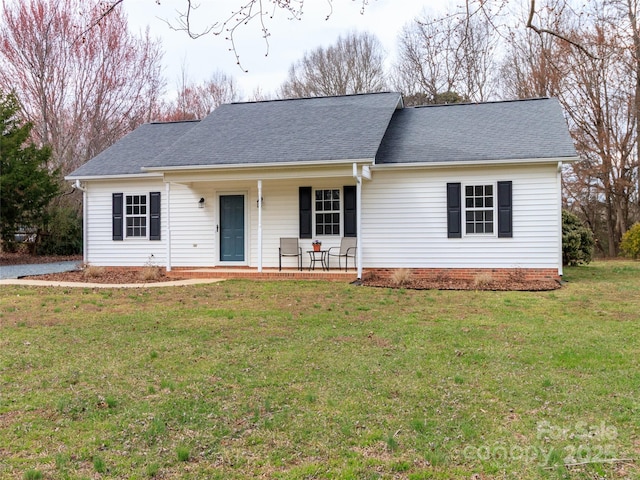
[3,253,562,290]
[22,270,179,284]
[362,277,561,291]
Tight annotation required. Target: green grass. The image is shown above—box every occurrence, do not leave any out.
[0,260,639,479]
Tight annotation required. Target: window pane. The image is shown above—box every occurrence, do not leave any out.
[463,184,495,235]
[125,194,148,237]
[314,189,341,236]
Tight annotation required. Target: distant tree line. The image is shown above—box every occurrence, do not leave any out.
[1,0,639,257]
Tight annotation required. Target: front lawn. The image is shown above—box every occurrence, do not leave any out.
[0,261,638,479]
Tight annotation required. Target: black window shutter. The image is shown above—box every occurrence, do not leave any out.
[112,193,123,241]
[149,191,161,241]
[343,185,357,237]
[497,181,513,238]
[299,186,312,239]
[446,183,462,238]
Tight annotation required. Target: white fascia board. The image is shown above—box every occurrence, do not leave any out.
[65,173,163,182]
[140,158,375,173]
[371,156,580,171]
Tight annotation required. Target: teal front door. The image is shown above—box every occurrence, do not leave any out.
[220,195,245,262]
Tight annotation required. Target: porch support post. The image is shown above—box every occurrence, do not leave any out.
[165,182,172,272]
[75,180,88,265]
[353,163,363,280]
[257,180,263,272]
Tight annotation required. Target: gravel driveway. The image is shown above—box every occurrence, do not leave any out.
[0,261,81,279]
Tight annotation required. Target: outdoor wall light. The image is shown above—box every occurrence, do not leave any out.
[256,197,264,208]
[198,197,205,208]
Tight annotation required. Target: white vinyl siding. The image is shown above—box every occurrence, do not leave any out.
[84,180,166,266]
[81,163,561,272]
[361,164,560,269]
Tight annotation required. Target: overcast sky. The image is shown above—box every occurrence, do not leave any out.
[122,0,451,100]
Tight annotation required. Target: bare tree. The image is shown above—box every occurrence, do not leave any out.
[0,0,165,175]
[161,70,240,121]
[502,0,639,255]
[278,31,387,98]
[393,6,499,105]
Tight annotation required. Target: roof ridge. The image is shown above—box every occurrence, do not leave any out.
[411,97,552,109]
[149,119,202,125]
[231,91,400,106]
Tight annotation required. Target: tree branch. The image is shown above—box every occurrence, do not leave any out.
[526,0,596,58]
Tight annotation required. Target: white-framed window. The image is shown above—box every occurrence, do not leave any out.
[464,184,494,234]
[126,194,147,238]
[315,188,340,235]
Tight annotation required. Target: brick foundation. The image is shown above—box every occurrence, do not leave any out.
[362,267,560,283]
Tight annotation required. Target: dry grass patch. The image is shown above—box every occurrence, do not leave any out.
[82,264,106,279]
[139,266,163,281]
[473,272,494,288]
[391,268,412,286]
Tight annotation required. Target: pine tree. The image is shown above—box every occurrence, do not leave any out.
[0,90,59,252]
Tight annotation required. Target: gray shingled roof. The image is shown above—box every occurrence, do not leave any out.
[68,94,576,179]
[67,120,199,178]
[143,92,403,169]
[375,98,577,164]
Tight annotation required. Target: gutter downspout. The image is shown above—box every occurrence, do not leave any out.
[165,182,172,272]
[257,180,263,273]
[352,164,362,280]
[74,180,88,265]
[557,162,563,277]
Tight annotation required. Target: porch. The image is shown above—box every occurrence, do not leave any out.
[166,267,363,282]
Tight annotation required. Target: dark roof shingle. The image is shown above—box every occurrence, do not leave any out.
[144,92,402,168]
[68,94,577,179]
[375,98,576,164]
[68,120,199,177]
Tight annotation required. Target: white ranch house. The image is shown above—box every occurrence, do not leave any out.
[66,92,578,282]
